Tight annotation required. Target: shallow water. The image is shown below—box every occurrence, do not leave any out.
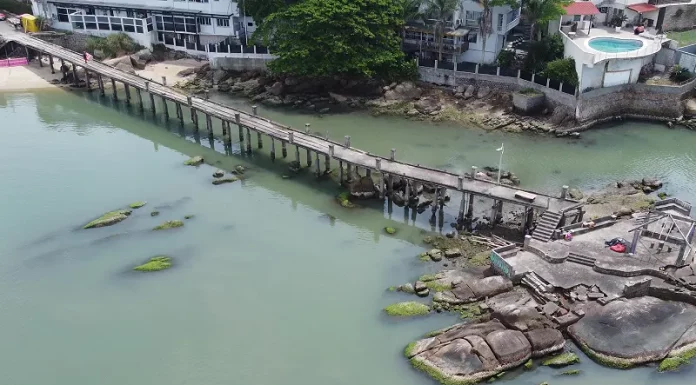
[1,89,695,385]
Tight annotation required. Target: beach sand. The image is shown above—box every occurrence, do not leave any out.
[136,59,201,86]
[0,60,61,92]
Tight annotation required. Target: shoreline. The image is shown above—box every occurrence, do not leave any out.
[0,59,61,92]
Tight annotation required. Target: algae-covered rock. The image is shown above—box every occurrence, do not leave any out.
[385,227,397,235]
[337,192,355,208]
[400,283,416,294]
[184,155,204,166]
[213,169,225,178]
[150,211,160,217]
[184,215,195,220]
[524,359,533,370]
[659,356,688,372]
[232,165,246,175]
[561,369,581,375]
[212,177,238,185]
[129,201,147,209]
[542,352,580,367]
[153,220,184,231]
[384,301,430,317]
[83,209,132,229]
[133,256,172,272]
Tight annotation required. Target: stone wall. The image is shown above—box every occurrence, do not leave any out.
[210,57,272,71]
[623,278,652,298]
[662,4,696,32]
[33,32,91,54]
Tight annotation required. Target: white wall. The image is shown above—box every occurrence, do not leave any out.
[580,62,605,90]
[459,32,501,63]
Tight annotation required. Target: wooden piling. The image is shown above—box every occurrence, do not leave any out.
[49,55,54,74]
[281,141,287,158]
[176,103,183,124]
[315,152,320,176]
[245,127,252,153]
[111,78,117,100]
[206,114,212,134]
[257,132,263,149]
[270,138,276,161]
[162,97,169,119]
[324,154,330,174]
[71,64,78,86]
[295,145,300,164]
[235,114,243,142]
[339,161,344,182]
[135,88,143,109]
[306,149,312,167]
[37,51,42,67]
[85,70,91,90]
[97,75,104,96]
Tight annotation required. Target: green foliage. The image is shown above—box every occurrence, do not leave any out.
[523,0,571,40]
[258,0,414,80]
[659,356,688,372]
[384,227,397,235]
[129,201,147,209]
[0,0,32,15]
[670,65,692,82]
[401,0,425,22]
[523,34,564,72]
[543,58,578,86]
[384,301,430,316]
[86,33,140,58]
[133,256,172,272]
[519,88,541,95]
[496,50,516,68]
[243,0,294,22]
[542,352,580,367]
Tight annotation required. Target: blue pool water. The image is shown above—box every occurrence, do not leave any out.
[588,37,643,53]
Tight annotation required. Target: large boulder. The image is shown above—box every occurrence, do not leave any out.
[212,69,230,84]
[349,176,376,198]
[464,85,476,99]
[414,97,441,115]
[525,328,565,357]
[129,55,147,70]
[684,98,696,117]
[267,81,284,96]
[115,61,136,74]
[384,81,422,101]
[485,329,532,365]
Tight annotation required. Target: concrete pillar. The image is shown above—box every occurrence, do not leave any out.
[390,148,396,160]
[471,166,477,179]
[236,114,243,142]
[257,132,263,149]
[161,76,167,86]
[71,65,78,86]
[458,193,467,221]
[252,105,258,115]
[344,136,351,147]
[324,154,330,174]
[315,152,320,176]
[222,120,227,135]
[98,75,104,96]
[60,59,66,79]
[282,141,287,158]
[329,144,334,157]
[85,70,90,90]
[376,159,384,199]
[295,146,300,164]
[405,178,411,201]
[135,88,143,109]
[124,84,131,104]
[306,148,312,167]
[191,109,198,130]
[111,78,117,100]
[246,127,252,153]
[467,193,474,217]
[387,173,394,195]
[490,201,498,226]
[206,114,212,134]
[270,138,276,161]
[561,185,569,199]
[305,123,311,133]
[523,235,532,249]
[149,93,156,114]
[162,97,169,119]
[339,161,344,182]
[37,51,42,67]
[49,55,54,74]
[346,162,352,181]
[176,104,183,124]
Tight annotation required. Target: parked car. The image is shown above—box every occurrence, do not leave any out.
[0,13,7,21]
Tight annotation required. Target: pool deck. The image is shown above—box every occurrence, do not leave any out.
[566,26,667,63]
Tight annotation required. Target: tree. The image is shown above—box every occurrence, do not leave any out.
[402,0,425,22]
[257,0,413,79]
[523,0,570,41]
[478,0,519,64]
[242,0,299,23]
[423,0,459,61]
[543,57,578,86]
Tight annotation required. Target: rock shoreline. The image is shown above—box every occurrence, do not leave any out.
[174,65,579,136]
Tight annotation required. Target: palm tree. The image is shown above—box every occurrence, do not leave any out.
[523,0,570,41]
[424,0,459,61]
[478,0,519,64]
[402,0,425,22]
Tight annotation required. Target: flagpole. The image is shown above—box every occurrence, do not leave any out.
[497,143,504,184]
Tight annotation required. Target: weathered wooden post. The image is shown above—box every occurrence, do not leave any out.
[405,176,411,202]
[161,96,169,120]
[471,166,477,179]
[236,113,243,142]
[48,55,55,74]
[206,114,212,135]
[326,145,333,174]
[315,152,320,176]
[147,82,156,114]
[467,193,475,217]
[305,123,311,133]
[124,84,132,104]
[60,59,66,79]
[252,105,258,115]
[176,103,184,124]
[111,78,118,100]
[561,185,569,199]
[270,138,276,161]
[188,96,198,130]
[344,136,352,180]
[222,119,227,136]
[245,127,252,154]
[376,159,384,199]
[339,161,344,182]
[71,64,78,86]
[37,51,42,67]
[257,131,263,149]
[388,148,396,196]
[84,70,91,90]
[135,87,143,109]
[281,141,287,158]
[458,176,466,222]
[97,75,104,96]
[161,76,167,86]
[306,148,312,167]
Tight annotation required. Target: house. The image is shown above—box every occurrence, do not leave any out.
[402,0,522,64]
[29,0,258,56]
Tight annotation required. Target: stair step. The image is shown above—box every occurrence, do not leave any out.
[656,202,691,215]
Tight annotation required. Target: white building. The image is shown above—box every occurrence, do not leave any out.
[30,0,258,54]
[402,0,521,64]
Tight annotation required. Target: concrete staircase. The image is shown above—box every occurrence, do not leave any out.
[566,252,597,267]
[655,198,692,217]
[532,211,563,242]
[521,271,556,304]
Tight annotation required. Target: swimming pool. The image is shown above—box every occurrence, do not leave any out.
[588,37,643,53]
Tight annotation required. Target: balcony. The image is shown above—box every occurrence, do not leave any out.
[403,39,470,54]
[648,0,690,5]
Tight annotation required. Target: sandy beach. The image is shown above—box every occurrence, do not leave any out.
[136,59,200,86]
[0,59,61,92]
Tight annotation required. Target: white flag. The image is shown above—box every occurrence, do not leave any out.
[496,143,504,152]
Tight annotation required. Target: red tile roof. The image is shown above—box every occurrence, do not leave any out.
[563,2,600,15]
[627,3,658,13]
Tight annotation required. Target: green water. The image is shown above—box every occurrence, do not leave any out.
[1,89,695,385]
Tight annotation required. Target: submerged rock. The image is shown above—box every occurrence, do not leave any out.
[212,177,238,185]
[541,352,580,367]
[153,220,184,231]
[184,156,204,166]
[83,209,132,229]
[213,169,225,178]
[133,256,172,272]
[129,201,147,209]
[384,301,430,317]
[150,211,160,217]
[385,227,397,235]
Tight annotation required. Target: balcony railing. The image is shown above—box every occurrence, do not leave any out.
[648,0,690,5]
[403,39,469,53]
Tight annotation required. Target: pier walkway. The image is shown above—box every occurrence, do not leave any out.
[3,32,572,215]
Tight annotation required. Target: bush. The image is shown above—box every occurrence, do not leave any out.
[670,65,692,82]
[543,58,578,86]
[0,0,32,15]
[523,34,564,73]
[496,50,516,68]
[86,33,141,58]
[520,88,541,95]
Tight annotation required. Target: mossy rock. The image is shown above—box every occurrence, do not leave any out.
[419,252,432,262]
[659,356,688,372]
[129,201,147,209]
[561,369,580,375]
[384,301,430,317]
[524,359,533,370]
[153,220,184,231]
[133,256,172,272]
[184,215,195,220]
[212,177,238,185]
[83,209,132,229]
[150,211,160,217]
[542,352,580,367]
[658,192,669,200]
[337,192,355,208]
[184,155,204,166]
[385,227,397,235]
[233,165,246,174]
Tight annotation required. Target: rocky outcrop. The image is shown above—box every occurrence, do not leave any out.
[406,319,564,384]
[384,81,422,101]
[349,176,376,199]
[83,209,132,229]
[432,273,513,305]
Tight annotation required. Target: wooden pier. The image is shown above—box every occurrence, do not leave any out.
[5,33,574,227]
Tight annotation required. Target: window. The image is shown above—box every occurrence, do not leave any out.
[497,13,504,31]
[191,0,209,2]
[467,31,478,43]
[126,10,134,18]
[56,8,77,23]
[197,17,211,25]
[85,7,95,15]
[599,7,608,14]
[573,15,581,21]
[247,22,253,27]
[465,10,481,26]
[97,16,109,30]
[216,18,229,27]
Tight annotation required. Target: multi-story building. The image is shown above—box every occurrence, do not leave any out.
[29,0,257,54]
[402,0,521,64]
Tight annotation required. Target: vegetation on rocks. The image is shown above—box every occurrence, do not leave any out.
[524,359,534,370]
[150,211,160,217]
[183,156,204,166]
[337,192,355,208]
[212,177,238,185]
[384,227,397,235]
[83,209,132,229]
[129,201,147,209]
[542,352,580,367]
[86,33,141,58]
[384,301,430,317]
[133,256,172,272]
[659,346,696,372]
[153,220,184,231]
[561,369,580,375]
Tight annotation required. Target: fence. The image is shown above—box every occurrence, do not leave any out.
[417,58,578,96]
